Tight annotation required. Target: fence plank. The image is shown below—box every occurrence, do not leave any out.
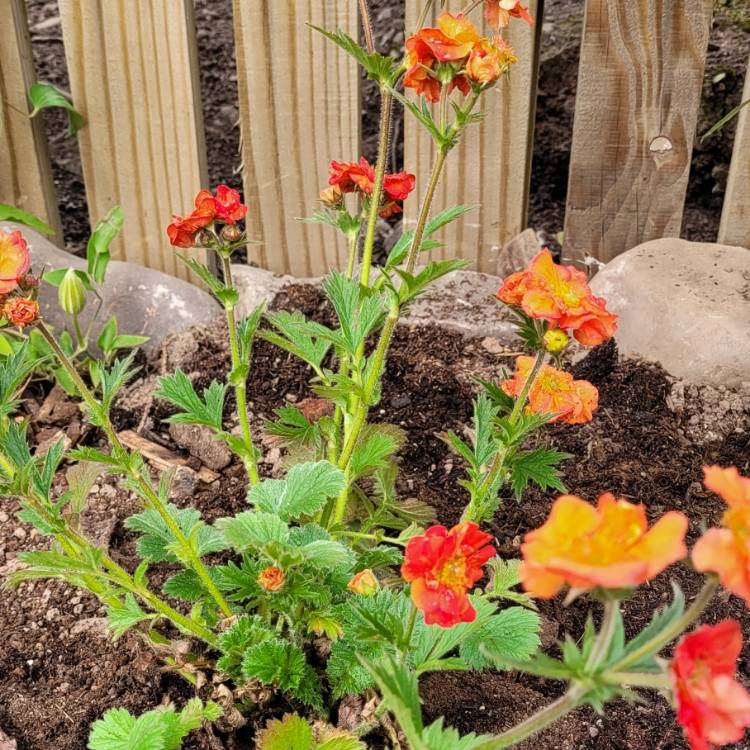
[233,1,360,276]
[563,0,713,263]
[403,1,542,273]
[59,0,208,281]
[718,55,750,249]
[0,0,62,239]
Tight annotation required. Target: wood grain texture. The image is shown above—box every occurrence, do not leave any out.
[563,0,713,263]
[233,0,360,275]
[403,1,542,273]
[718,54,750,249]
[59,0,208,281]
[0,0,62,239]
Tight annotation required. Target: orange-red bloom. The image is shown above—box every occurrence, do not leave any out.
[466,37,517,85]
[0,229,30,295]
[329,157,376,194]
[167,190,217,247]
[213,184,247,224]
[670,620,750,750]
[257,566,285,592]
[401,522,495,627]
[501,355,599,425]
[497,249,617,347]
[693,466,750,607]
[4,296,39,328]
[520,493,688,598]
[484,0,535,29]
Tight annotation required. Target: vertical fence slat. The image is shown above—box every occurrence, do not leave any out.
[233,1,360,276]
[403,1,542,273]
[718,55,750,249]
[0,0,62,238]
[563,0,713,263]
[58,0,208,281]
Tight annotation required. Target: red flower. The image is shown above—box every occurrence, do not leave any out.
[484,0,535,30]
[497,249,618,347]
[4,296,39,328]
[401,522,495,627]
[0,229,30,295]
[257,566,285,592]
[670,621,750,750]
[329,157,376,194]
[167,190,216,248]
[383,171,416,202]
[213,184,248,224]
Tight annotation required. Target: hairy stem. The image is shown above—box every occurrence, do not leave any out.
[608,577,719,673]
[358,0,376,54]
[584,599,620,673]
[602,672,671,690]
[220,254,260,486]
[35,321,233,619]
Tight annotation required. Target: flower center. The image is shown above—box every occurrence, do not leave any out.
[436,556,467,589]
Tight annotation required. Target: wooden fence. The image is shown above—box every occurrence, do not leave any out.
[1,1,748,280]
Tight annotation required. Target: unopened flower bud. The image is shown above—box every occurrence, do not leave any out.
[4,297,39,328]
[221,224,243,243]
[58,268,87,316]
[347,569,379,596]
[319,184,344,209]
[257,566,285,592]
[543,329,570,354]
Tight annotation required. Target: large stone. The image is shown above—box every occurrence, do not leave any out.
[231,264,298,319]
[496,228,542,278]
[589,239,750,386]
[3,222,221,353]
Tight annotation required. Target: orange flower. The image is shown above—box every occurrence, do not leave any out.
[329,157,376,194]
[348,569,379,596]
[328,159,415,218]
[213,184,247,224]
[520,493,688,598]
[4,296,39,328]
[497,249,617,347]
[670,620,750,750]
[484,0,535,29]
[0,229,30,295]
[257,566,285,592]
[401,522,495,627]
[167,190,216,248]
[693,466,750,607]
[466,37,517,85]
[501,355,599,425]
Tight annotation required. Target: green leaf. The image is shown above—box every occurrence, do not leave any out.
[256,714,314,750]
[310,26,396,84]
[176,254,225,296]
[97,317,118,352]
[702,97,750,142]
[215,511,289,551]
[238,304,265,364]
[106,593,154,639]
[0,203,54,235]
[460,606,540,670]
[42,267,93,290]
[248,461,345,520]
[350,432,398,479]
[0,333,14,357]
[87,206,123,283]
[155,370,227,431]
[396,259,470,306]
[300,539,354,571]
[217,615,275,679]
[486,558,536,608]
[260,310,332,373]
[29,82,83,136]
[509,448,570,499]
[87,708,165,750]
[111,334,149,350]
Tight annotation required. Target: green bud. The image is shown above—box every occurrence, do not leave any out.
[58,269,87,316]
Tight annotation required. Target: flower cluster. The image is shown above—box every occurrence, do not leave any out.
[0,228,39,328]
[404,13,517,102]
[502,355,599,424]
[167,184,248,248]
[520,493,688,598]
[484,0,534,30]
[401,522,495,627]
[325,157,416,218]
[498,249,618,347]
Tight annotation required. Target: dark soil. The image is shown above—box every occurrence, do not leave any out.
[23,0,750,257]
[2,283,750,749]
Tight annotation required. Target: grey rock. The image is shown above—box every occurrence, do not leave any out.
[169,465,200,502]
[69,616,109,638]
[231,264,298,320]
[496,228,542,278]
[169,422,232,470]
[589,239,750,386]
[2,222,221,353]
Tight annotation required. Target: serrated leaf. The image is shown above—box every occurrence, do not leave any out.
[509,448,570,499]
[310,25,396,84]
[215,511,289,551]
[300,539,354,571]
[106,593,154,639]
[350,432,398,479]
[460,606,540,670]
[155,370,227,431]
[87,708,164,750]
[256,713,314,750]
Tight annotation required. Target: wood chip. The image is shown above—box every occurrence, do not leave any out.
[117,430,219,484]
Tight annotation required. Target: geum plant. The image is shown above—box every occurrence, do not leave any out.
[1,2,747,750]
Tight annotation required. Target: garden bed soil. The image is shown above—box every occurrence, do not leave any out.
[1,284,750,749]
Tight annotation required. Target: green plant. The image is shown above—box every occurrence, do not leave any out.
[256,713,366,750]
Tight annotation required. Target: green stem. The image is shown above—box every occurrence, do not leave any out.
[35,321,234,619]
[478,687,584,749]
[601,672,671,690]
[360,91,393,288]
[608,577,719,673]
[402,604,418,654]
[220,254,260,486]
[72,312,85,351]
[345,232,359,280]
[341,530,407,547]
[584,599,619,673]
